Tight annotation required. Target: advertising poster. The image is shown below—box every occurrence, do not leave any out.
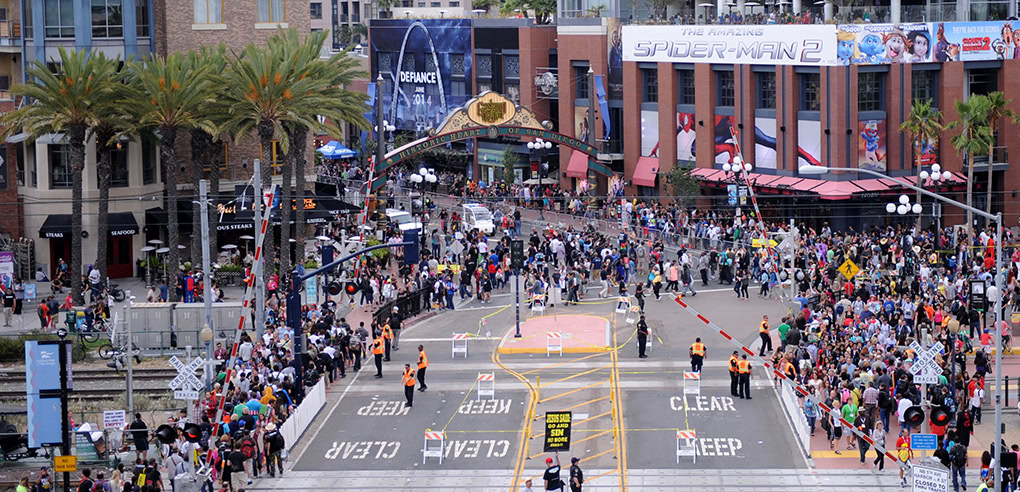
[933,21,1020,61]
[575,106,592,143]
[676,112,696,163]
[607,18,624,100]
[859,119,888,172]
[713,115,737,165]
[371,19,473,132]
[640,110,659,157]
[918,136,938,166]
[0,251,12,290]
[622,24,838,66]
[797,120,823,168]
[836,24,933,64]
[754,117,778,169]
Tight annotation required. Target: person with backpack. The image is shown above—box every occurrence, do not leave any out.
[163,448,185,492]
[263,422,285,478]
[77,469,95,492]
[951,440,969,492]
[237,431,257,484]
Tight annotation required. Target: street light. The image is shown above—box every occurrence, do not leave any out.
[528,139,554,220]
[800,163,1006,486]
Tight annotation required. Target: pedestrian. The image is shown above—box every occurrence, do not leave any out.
[402,364,416,408]
[898,443,912,487]
[543,452,564,491]
[950,440,968,491]
[382,322,394,362]
[856,425,871,464]
[2,287,15,326]
[129,413,149,462]
[737,354,751,399]
[689,338,706,373]
[634,283,645,312]
[870,422,885,471]
[390,308,402,351]
[522,478,535,492]
[680,266,696,297]
[804,395,818,436]
[728,351,739,397]
[758,315,772,356]
[372,333,384,379]
[164,448,185,492]
[568,457,584,492]
[417,345,429,391]
[636,315,649,359]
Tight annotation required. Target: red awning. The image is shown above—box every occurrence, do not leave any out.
[690,167,717,177]
[791,179,820,192]
[566,150,588,178]
[812,181,865,200]
[770,177,804,188]
[853,179,890,192]
[633,157,659,187]
[750,174,782,187]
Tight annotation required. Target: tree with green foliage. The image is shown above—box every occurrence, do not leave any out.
[900,99,945,231]
[500,145,519,185]
[951,94,993,236]
[665,164,700,209]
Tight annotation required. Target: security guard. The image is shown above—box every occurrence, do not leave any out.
[402,364,416,407]
[382,322,394,361]
[636,315,649,358]
[783,356,797,382]
[689,338,706,373]
[417,345,429,392]
[758,314,772,356]
[737,354,752,399]
[372,332,385,379]
[728,350,740,397]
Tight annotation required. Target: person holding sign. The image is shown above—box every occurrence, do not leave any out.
[543,452,563,491]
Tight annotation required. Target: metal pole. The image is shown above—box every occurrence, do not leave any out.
[199,179,214,389]
[789,219,795,302]
[587,67,597,194]
[994,212,1003,489]
[254,160,265,340]
[58,336,70,492]
[514,272,521,338]
[125,291,133,414]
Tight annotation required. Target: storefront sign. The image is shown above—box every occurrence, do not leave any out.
[623,24,838,65]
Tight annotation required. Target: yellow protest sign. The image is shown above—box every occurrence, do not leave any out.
[751,238,778,248]
[55,455,77,472]
[838,259,860,281]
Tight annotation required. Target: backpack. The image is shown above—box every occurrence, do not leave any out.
[240,439,255,459]
[950,443,968,467]
[91,480,107,492]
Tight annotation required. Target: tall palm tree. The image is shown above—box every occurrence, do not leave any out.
[126,51,216,301]
[189,45,230,264]
[900,99,945,231]
[951,94,993,237]
[983,91,1018,217]
[1,48,121,305]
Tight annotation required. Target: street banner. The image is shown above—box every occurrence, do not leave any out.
[622,24,838,65]
[836,23,934,64]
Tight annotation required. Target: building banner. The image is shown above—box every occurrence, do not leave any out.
[622,24,838,65]
[836,24,934,64]
[933,21,1020,61]
[676,112,696,163]
[859,119,888,172]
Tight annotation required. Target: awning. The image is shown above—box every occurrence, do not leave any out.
[5,132,27,144]
[750,174,782,187]
[108,212,139,236]
[632,156,659,188]
[790,179,821,192]
[770,177,804,188]
[566,150,588,178]
[37,133,67,145]
[852,179,890,193]
[39,214,72,239]
[811,181,864,200]
[691,168,723,181]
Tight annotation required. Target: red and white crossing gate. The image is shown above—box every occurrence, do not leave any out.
[477,372,495,400]
[625,305,640,324]
[615,297,631,314]
[452,332,469,358]
[672,294,911,472]
[676,429,697,464]
[531,295,546,315]
[683,371,701,396]
[547,332,563,357]
[422,430,446,464]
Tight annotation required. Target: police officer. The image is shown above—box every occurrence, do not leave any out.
[728,350,740,397]
[737,354,752,399]
[636,315,649,358]
[402,364,416,407]
[689,338,706,373]
[417,345,429,392]
[758,315,772,356]
[372,332,385,379]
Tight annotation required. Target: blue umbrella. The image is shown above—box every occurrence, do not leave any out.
[317,140,357,159]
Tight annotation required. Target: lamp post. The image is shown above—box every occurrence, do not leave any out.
[408,168,437,247]
[800,164,1004,486]
[528,138,553,220]
[915,163,949,231]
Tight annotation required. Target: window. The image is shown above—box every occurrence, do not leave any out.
[858,71,884,112]
[641,68,657,103]
[92,0,124,38]
[677,70,695,106]
[142,135,156,185]
[15,143,24,187]
[968,68,997,96]
[23,0,32,38]
[912,70,938,107]
[800,73,820,111]
[48,144,73,189]
[352,2,360,21]
[136,0,149,36]
[260,140,283,175]
[452,80,466,97]
[757,71,776,110]
[203,143,229,173]
[96,144,129,188]
[417,2,424,7]
[194,0,222,23]
[310,2,322,19]
[29,147,37,187]
[451,54,465,75]
[716,71,734,107]
[44,0,75,38]
[576,66,589,100]
[449,1,459,6]
[430,1,440,6]
[258,0,286,22]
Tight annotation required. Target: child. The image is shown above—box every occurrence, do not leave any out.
[898,442,912,487]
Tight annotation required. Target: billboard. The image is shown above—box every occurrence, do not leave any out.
[934,21,1020,61]
[713,116,737,165]
[640,110,659,157]
[859,119,888,172]
[608,18,624,100]
[797,120,822,168]
[754,117,777,169]
[677,112,696,163]
[622,24,838,65]
[836,24,934,64]
[575,106,592,143]
[371,19,473,132]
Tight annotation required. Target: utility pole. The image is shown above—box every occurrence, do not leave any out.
[254,160,265,340]
[199,179,214,388]
[994,212,1004,489]
[56,330,70,492]
[789,219,796,302]
[125,291,134,415]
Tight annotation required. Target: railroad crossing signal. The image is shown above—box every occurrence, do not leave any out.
[169,355,204,400]
[838,259,860,281]
[908,341,944,384]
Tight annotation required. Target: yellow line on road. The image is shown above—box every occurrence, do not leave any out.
[539,380,609,403]
[494,331,537,492]
[441,379,478,433]
[540,364,612,386]
[584,469,619,482]
[519,351,610,376]
[575,410,613,427]
[533,396,611,421]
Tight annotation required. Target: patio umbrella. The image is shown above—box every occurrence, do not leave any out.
[317,140,357,159]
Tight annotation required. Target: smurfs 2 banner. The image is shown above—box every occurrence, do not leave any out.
[837,24,934,64]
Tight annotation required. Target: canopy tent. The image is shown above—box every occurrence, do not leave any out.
[317,140,357,159]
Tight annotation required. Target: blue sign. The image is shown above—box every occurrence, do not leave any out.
[910,433,938,450]
[25,341,72,393]
[305,277,317,301]
[27,394,63,448]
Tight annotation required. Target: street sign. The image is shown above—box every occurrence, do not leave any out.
[174,390,201,400]
[168,356,204,400]
[838,259,860,281]
[543,411,572,452]
[54,455,77,473]
[910,433,938,450]
[912,464,950,492]
[908,341,944,384]
[102,410,126,430]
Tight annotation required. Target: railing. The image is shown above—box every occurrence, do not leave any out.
[971,146,1008,167]
[352,14,361,22]
[341,14,349,22]
[0,21,21,44]
[372,288,429,326]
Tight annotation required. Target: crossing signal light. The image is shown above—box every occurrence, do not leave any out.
[345,282,359,295]
[183,423,202,443]
[327,281,342,296]
[155,424,177,444]
[903,406,925,428]
[511,240,524,271]
[929,406,952,427]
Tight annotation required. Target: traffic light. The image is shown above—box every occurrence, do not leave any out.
[511,240,524,271]
[155,424,177,444]
[929,406,952,427]
[903,406,925,428]
[327,281,342,296]
[345,281,359,296]
[540,162,549,179]
[183,423,202,443]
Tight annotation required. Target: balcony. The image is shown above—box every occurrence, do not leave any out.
[0,21,21,49]
[970,146,1008,169]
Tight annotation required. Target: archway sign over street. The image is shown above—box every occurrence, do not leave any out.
[366,91,611,192]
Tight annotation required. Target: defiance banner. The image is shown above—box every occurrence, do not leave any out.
[622,24,838,65]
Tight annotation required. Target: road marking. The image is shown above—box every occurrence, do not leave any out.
[323,441,400,460]
[444,439,511,459]
[669,395,737,412]
[458,399,513,414]
[288,369,361,467]
[356,400,411,417]
[696,437,744,457]
[539,380,609,403]
[519,351,611,375]
[540,364,611,386]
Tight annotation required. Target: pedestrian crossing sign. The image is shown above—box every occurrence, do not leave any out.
[837,259,860,281]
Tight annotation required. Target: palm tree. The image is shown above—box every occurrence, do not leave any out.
[1,48,121,305]
[899,99,945,231]
[189,45,230,264]
[126,51,216,301]
[951,94,993,237]
[983,91,1018,217]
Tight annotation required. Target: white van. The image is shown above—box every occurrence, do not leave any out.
[461,204,495,234]
[384,208,423,232]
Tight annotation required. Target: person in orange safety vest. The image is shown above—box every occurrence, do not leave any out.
[417,345,429,392]
[689,338,706,373]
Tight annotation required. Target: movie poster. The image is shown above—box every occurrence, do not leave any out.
[858,119,887,172]
[676,112,696,163]
[933,21,1020,61]
[370,19,473,132]
[836,24,933,64]
[918,135,938,166]
[754,117,777,169]
[607,18,624,100]
[797,120,822,168]
[641,110,659,157]
[575,106,592,143]
[713,115,737,165]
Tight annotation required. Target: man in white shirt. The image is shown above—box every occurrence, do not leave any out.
[239,340,254,362]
